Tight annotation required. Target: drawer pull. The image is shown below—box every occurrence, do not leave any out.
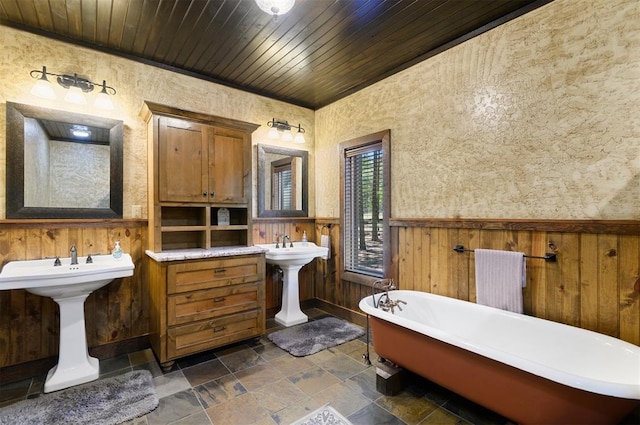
[214,269,227,274]
[213,326,226,333]
[213,297,226,303]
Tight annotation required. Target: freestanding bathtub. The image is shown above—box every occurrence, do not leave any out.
[359,290,640,425]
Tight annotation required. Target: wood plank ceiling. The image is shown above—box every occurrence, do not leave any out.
[0,0,550,110]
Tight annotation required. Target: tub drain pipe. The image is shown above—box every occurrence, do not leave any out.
[362,314,372,366]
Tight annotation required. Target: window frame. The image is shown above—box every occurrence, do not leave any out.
[339,130,391,285]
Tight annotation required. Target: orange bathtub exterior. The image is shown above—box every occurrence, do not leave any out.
[370,316,639,425]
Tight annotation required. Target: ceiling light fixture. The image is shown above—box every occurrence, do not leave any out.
[266,118,305,143]
[29,66,117,110]
[70,125,92,138]
[255,0,295,17]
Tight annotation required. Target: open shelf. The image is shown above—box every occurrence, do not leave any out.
[210,229,248,247]
[155,205,249,251]
[161,206,206,227]
[161,230,207,251]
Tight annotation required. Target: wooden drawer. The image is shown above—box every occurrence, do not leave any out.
[168,283,260,326]
[167,310,262,359]
[167,256,260,294]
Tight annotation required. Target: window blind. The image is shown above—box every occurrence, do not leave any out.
[272,165,292,210]
[344,141,384,276]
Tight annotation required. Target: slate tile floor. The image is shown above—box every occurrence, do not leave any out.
[1,308,639,425]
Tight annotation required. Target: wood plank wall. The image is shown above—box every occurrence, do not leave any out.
[0,220,148,368]
[391,219,640,346]
[312,218,371,317]
[2,217,637,371]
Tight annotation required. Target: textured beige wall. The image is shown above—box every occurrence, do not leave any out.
[2,0,639,222]
[315,0,640,220]
[0,25,314,219]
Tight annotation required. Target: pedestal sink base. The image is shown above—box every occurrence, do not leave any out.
[44,293,100,393]
[45,355,99,393]
[274,264,308,327]
[275,310,308,327]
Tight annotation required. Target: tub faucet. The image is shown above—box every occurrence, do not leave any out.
[70,244,78,265]
[372,279,396,308]
[372,278,406,313]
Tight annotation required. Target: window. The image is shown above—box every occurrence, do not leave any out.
[271,162,293,210]
[341,130,390,281]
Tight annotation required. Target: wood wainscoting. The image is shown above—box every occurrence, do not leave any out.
[0,220,149,370]
[2,217,636,378]
[391,219,640,346]
[310,218,639,346]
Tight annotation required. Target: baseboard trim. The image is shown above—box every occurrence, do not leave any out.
[312,299,368,328]
[0,335,150,385]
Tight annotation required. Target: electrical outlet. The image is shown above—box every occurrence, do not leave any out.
[132,205,142,218]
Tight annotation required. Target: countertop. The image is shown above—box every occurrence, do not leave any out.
[145,246,267,262]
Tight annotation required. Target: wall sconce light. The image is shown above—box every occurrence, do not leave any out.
[266,118,305,143]
[29,66,117,110]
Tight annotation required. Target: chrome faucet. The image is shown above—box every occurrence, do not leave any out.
[371,278,405,313]
[282,235,293,248]
[70,244,78,265]
[372,279,395,308]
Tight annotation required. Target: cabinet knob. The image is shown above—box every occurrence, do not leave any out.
[210,192,215,197]
[213,326,226,333]
[202,192,207,197]
[213,297,226,303]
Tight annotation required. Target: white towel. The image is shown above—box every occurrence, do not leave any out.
[475,249,526,313]
[320,234,331,259]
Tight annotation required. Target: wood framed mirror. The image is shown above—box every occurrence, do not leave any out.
[257,144,308,218]
[6,102,123,219]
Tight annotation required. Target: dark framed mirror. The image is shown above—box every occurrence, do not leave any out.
[257,144,308,217]
[6,102,123,219]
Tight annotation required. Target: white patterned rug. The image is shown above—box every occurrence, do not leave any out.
[291,404,353,425]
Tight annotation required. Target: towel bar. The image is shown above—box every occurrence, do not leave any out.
[453,245,557,262]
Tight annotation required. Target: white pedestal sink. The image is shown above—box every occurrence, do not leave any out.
[255,242,328,327]
[0,253,134,392]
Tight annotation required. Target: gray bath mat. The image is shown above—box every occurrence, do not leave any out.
[0,370,158,425]
[268,317,365,357]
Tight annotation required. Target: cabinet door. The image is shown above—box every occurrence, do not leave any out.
[209,129,247,203]
[158,117,210,202]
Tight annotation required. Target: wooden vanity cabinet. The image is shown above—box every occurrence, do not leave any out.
[157,117,248,204]
[141,102,259,252]
[141,102,265,369]
[147,254,266,370]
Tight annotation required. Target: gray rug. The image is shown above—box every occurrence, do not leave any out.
[268,317,365,357]
[0,370,158,425]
